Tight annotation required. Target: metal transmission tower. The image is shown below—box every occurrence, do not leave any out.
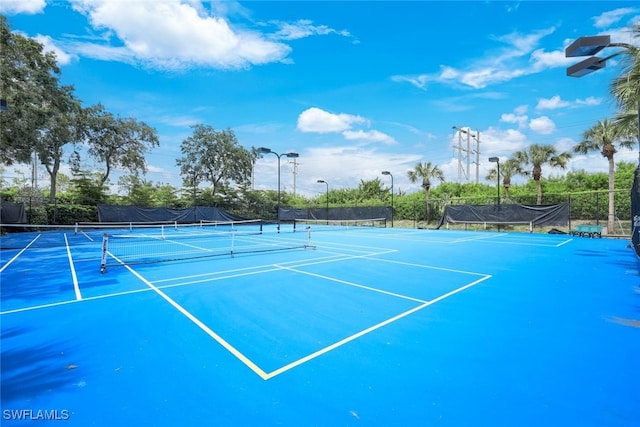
[289,158,301,196]
[452,126,480,183]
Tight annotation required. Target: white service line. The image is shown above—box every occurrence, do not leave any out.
[277,264,429,304]
[64,233,82,301]
[0,234,42,273]
[112,253,271,380]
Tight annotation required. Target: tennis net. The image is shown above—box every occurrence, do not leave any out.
[100,219,312,272]
[294,217,387,231]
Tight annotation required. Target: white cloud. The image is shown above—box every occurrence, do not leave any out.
[0,0,45,15]
[390,74,429,90]
[500,106,532,129]
[537,95,570,110]
[271,19,352,41]
[68,0,291,70]
[537,95,602,111]
[392,27,567,90]
[575,96,601,107]
[33,34,76,65]
[593,8,638,28]
[342,129,396,145]
[529,116,556,134]
[297,107,367,133]
[297,107,396,146]
[529,48,570,69]
[475,127,529,157]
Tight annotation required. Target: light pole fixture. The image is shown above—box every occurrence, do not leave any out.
[258,147,299,232]
[565,35,639,164]
[381,171,394,227]
[489,157,500,206]
[317,179,329,224]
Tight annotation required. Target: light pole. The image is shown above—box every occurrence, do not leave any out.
[317,179,329,224]
[489,157,500,205]
[565,35,639,163]
[381,171,393,227]
[258,147,299,232]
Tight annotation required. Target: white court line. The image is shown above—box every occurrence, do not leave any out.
[2,240,495,381]
[277,264,429,304]
[0,234,42,273]
[81,230,95,242]
[556,238,573,247]
[64,234,82,301]
[154,250,397,288]
[111,253,271,380]
[371,257,490,277]
[265,301,431,379]
[263,271,493,380]
[0,287,153,315]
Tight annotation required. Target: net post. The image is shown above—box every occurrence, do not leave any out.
[74,222,79,235]
[100,233,108,274]
[306,226,312,247]
[230,229,236,257]
[161,224,166,240]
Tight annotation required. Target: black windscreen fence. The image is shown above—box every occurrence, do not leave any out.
[436,202,570,229]
[0,202,28,224]
[279,206,392,221]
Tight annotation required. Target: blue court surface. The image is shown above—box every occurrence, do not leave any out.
[1,224,639,426]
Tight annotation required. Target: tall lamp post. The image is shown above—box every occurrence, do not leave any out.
[258,147,299,232]
[565,35,639,163]
[489,157,500,205]
[381,171,393,227]
[317,179,329,224]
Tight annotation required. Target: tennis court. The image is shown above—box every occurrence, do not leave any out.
[1,222,639,426]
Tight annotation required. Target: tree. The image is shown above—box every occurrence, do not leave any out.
[80,103,159,186]
[358,178,385,201]
[407,161,444,223]
[0,16,61,165]
[37,85,82,203]
[176,125,256,201]
[117,175,155,207]
[486,158,523,201]
[514,144,571,205]
[610,22,639,142]
[574,119,635,233]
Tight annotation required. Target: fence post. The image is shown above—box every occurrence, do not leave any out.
[568,194,572,232]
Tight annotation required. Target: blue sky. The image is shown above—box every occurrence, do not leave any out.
[2,0,639,198]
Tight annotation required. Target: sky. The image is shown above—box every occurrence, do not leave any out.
[2,0,640,198]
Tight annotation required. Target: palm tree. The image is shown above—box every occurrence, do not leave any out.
[514,144,571,205]
[407,161,444,224]
[486,158,523,201]
[610,22,640,142]
[574,119,634,234]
